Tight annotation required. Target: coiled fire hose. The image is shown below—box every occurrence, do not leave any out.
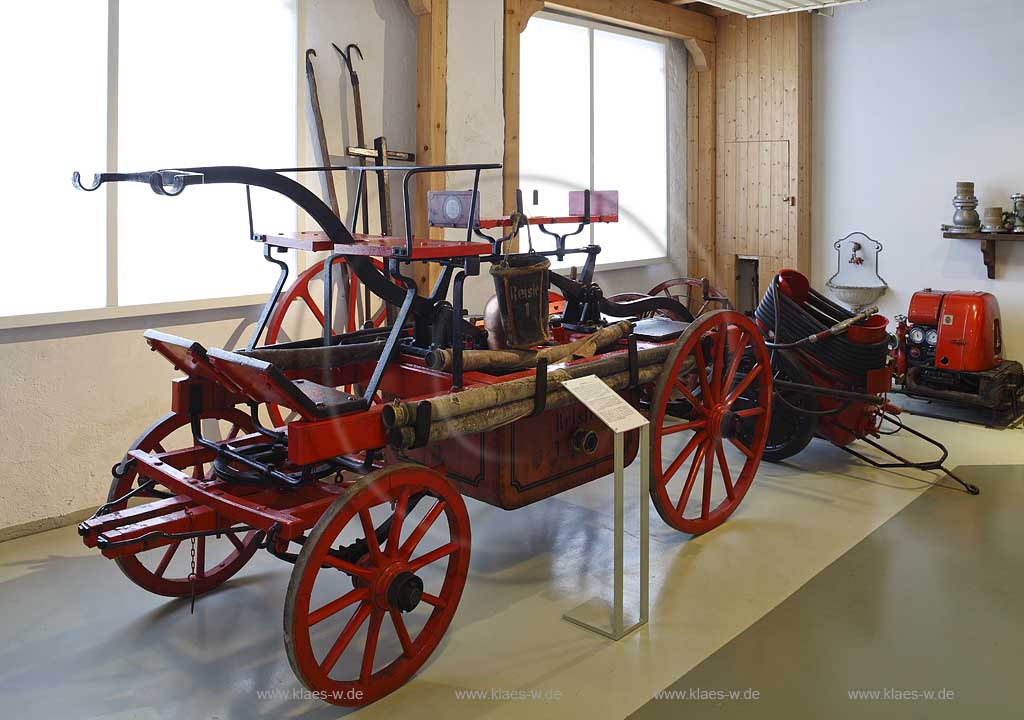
[756,276,890,381]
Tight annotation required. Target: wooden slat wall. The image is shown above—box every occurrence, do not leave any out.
[696,11,810,305]
[685,50,717,295]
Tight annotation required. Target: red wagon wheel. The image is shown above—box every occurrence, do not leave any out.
[264,255,391,427]
[265,256,391,347]
[106,409,262,597]
[649,310,772,534]
[284,464,471,706]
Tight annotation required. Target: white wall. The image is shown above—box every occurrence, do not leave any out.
[0,311,263,537]
[0,0,417,538]
[812,0,1024,353]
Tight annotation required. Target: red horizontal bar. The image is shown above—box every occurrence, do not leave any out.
[476,215,618,229]
[260,231,492,259]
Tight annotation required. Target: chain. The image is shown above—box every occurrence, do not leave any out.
[185,507,198,614]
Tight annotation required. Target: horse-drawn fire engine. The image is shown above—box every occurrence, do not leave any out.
[70,162,972,706]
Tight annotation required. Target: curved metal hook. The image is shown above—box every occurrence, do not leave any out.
[331,42,363,78]
[71,171,103,192]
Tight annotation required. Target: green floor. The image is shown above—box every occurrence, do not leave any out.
[631,466,1024,719]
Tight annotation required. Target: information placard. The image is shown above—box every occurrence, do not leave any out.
[562,375,648,434]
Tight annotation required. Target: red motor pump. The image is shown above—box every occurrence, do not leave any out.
[894,289,1022,416]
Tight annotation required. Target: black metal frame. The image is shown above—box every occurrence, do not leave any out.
[831,412,979,494]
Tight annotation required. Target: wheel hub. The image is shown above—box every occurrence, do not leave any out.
[719,409,739,440]
[386,571,424,613]
[707,404,739,440]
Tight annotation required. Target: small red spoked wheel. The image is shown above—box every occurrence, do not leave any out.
[107,409,262,597]
[650,310,772,535]
[284,464,471,706]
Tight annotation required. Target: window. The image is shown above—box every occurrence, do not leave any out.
[0,0,297,320]
[519,13,669,268]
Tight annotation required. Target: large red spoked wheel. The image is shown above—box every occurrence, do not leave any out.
[264,256,391,427]
[650,310,772,534]
[284,464,471,706]
[265,256,389,347]
[106,410,262,597]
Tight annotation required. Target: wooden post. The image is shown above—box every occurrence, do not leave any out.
[411,0,448,294]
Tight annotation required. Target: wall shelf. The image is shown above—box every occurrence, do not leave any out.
[944,231,1024,279]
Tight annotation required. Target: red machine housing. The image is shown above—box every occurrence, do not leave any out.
[895,289,1021,417]
[905,290,1002,372]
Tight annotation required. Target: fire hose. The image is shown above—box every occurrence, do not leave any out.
[756,277,890,383]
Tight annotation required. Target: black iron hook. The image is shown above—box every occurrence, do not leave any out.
[331,42,363,81]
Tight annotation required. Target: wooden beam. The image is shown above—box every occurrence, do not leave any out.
[544,0,717,43]
[408,0,431,16]
[412,0,448,292]
[502,0,527,220]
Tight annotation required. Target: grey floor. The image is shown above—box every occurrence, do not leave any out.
[1,418,1019,720]
[631,465,1024,720]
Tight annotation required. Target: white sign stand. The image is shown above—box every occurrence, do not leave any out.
[560,374,650,641]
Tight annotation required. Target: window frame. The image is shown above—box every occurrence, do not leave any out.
[520,10,673,272]
[0,0,300,331]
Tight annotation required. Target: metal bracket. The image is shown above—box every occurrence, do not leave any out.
[413,401,433,449]
[532,358,549,416]
[627,335,639,388]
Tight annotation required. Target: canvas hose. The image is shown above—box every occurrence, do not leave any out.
[755,279,889,382]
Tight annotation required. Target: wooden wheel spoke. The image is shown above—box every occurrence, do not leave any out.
[225,530,245,552]
[693,342,714,406]
[154,443,167,454]
[702,441,715,520]
[390,609,414,658]
[399,500,446,560]
[662,431,707,485]
[323,555,374,580]
[226,423,242,441]
[321,602,372,674]
[675,442,708,514]
[717,443,735,500]
[721,332,749,398]
[360,610,384,684]
[155,541,180,578]
[735,407,766,418]
[386,488,412,558]
[710,329,726,402]
[672,380,706,417]
[725,363,763,407]
[309,588,369,627]
[729,436,756,459]
[420,591,446,609]
[408,542,457,572]
[661,419,706,436]
[359,509,385,565]
[299,291,326,326]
